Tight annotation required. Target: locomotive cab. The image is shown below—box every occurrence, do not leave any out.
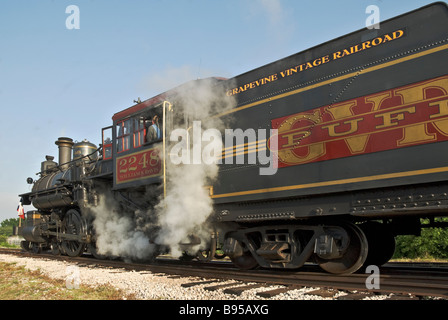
[110,100,173,193]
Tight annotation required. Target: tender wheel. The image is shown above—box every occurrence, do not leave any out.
[224,233,259,270]
[315,223,368,274]
[360,221,395,267]
[61,209,87,257]
[231,251,259,270]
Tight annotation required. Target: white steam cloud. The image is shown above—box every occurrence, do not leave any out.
[90,190,158,261]
[88,77,235,261]
[155,79,234,257]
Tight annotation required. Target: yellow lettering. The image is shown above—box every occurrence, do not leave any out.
[430,99,448,119]
[225,29,406,97]
[398,124,436,146]
[322,118,363,137]
[395,77,448,137]
[393,29,404,40]
[281,131,311,148]
[325,101,369,153]
[362,41,371,50]
[313,57,322,67]
[395,77,448,104]
[305,62,314,70]
[325,101,357,120]
[375,106,416,129]
[352,45,361,53]
[430,99,448,136]
[364,92,393,111]
[383,34,393,43]
[277,111,326,164]
[333,51,342,60]
[371,37,383,46]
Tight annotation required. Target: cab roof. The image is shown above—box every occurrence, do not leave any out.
[112,77,227,122]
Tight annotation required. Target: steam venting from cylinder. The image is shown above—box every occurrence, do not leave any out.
[55,137,74,170]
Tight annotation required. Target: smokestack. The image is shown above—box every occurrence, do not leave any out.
[55,137,74,170]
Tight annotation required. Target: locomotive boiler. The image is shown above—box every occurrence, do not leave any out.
[20,137,100,256]
[18,3,448,274]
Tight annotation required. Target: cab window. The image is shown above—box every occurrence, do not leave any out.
[133,117,146,148]
[132,108,163,148]
[102,126,113,160]
[145,114,162,144]
[116,119,131,153]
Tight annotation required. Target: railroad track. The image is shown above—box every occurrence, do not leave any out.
[1,248,447,300]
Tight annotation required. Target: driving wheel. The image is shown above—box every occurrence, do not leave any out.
[61,209,87,257]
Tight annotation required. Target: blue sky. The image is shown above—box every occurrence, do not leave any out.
[0,0,439,221]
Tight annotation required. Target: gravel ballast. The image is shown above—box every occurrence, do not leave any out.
[0,253,393,300]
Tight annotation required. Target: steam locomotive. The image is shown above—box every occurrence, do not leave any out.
[19,3,448,274]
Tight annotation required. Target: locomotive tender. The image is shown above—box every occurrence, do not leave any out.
[19,3,448,274]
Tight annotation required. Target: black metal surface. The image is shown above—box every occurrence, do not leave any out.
[211,3,448,212]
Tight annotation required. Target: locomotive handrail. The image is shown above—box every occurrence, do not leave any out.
[35,146,102,176]
[162,100,173,200]
[84,146,102,176]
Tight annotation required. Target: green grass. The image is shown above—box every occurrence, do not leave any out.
[0,262,136,300]
[390,257,448,263]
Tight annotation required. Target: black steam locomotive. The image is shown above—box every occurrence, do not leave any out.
[19,3,448,274]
